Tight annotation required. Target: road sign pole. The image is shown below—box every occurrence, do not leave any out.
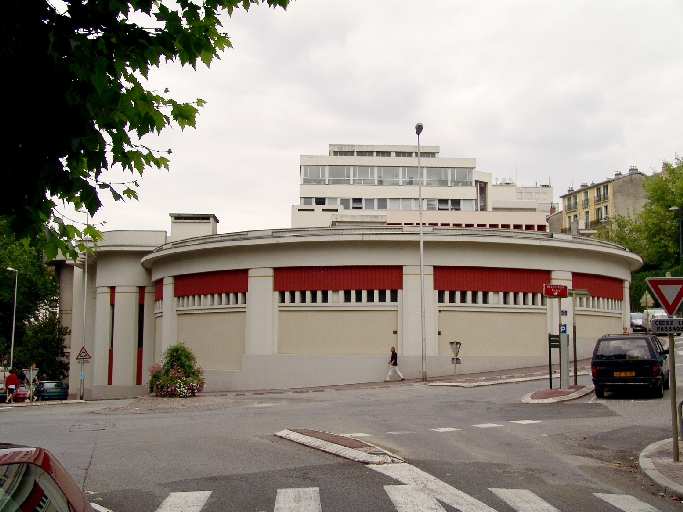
[670,330,679,462]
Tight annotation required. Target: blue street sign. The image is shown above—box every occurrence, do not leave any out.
[560,324,567,334]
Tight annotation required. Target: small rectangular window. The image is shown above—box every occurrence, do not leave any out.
[289,291,296,303]
[279,291,285,303]
[355,290,363,302]
[367,290,375,302]
[460,291,467,303]
[379,290,387,302]
[327,198,338,205]
[353,166,375,185]
[438,290,445,303]
[311,290,317,303]
[376,151,391,157]
[302,165,325,184]
[503,292,510,305]
[364,198,375,209]
[396,151,413,157]
[315,198,325,205]
[329,166,352,184]
[356,151,374,156]
[471,291,478,304]
[300,291,306,303]
[302,197,313,205]
[377,198,388,209]
[389,199,401,210]
[322,290,329,303]
[451,199,461,211]
[482,292,489,304]
[426,199,437,210]
[438,199,450,210]
[340,198,351,209]
[449,291,456,303]
[344,290,352,302]
[401,198,413,210]
[352,198,363,209]
[390,290,399,302]
[333,150,354,156]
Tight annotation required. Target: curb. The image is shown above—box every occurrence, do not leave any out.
[275,429,404,465]
[521,385,594,403]
[639,438,683,499]
[0,399,86,409]
[429,371,591,388]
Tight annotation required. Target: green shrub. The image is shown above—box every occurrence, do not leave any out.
[148,344,205,397]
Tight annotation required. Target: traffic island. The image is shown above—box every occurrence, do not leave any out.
[521,384,594,403]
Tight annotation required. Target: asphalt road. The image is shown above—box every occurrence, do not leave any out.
[1,372,681,511]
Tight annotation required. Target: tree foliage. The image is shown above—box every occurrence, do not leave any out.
[1,0,289,261]
[14,313,70,381]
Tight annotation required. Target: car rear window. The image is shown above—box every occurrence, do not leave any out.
[595,338,654,360]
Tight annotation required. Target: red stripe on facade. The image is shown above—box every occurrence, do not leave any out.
[136,348,143,386]
[110,286,116,304]
[274,266,403,291]
[155,281,163,301]
[139,286,146,305]
[434,267,551,293]
[572,273,623,300]
[107,348,113,385]
[174,270,249,297]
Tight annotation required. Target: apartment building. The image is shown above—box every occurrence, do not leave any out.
[558,166,647,234]
[292,144,554,231]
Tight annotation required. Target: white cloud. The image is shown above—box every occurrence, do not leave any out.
[81,0,683,234]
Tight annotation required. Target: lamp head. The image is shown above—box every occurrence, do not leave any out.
[415,123,423,136]
[6,268,16,272]
[670,206,679,212]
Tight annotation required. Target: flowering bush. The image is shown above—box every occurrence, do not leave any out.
[148,344,205,398]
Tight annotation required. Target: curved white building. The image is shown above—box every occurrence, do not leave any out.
[56,215,641,399]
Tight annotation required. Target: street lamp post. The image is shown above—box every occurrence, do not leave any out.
[6,267,18,369]
[416,123,426,381]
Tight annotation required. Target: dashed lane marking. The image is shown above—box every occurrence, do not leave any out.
[387,431,417,435]
[509,420,542,424]
[490,488,559,512]
[274,487,322,512]
[155,491,212,512]
[472,423,504,428]
[593,493,659,512]
[430,427,461,432]
[370,463,497,512]
[384,485,447,511]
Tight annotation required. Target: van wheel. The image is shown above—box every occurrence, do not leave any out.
[653,380,664,399]
[594,387,605,398]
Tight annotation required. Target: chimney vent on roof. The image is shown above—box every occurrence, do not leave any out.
[629,166,638,174]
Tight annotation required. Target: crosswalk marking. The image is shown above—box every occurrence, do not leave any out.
[384,485,447,511]
[387,431,416,434]
[490,488,559,512]
[594,493,659,512]
[510,420,541,424]
[155,491,212,512]
[369,463,497,512]
[430,427,461,432]
[274,487,322,512]
[472,423,503,428]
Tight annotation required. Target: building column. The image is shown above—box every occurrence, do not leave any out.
[401,265,437,356]
[142,287,156,385]
[92,286,112,386]
[245,268,276,354]
[547,271,572,336]
[622,280,631,331]
[112,286,138,386]
[161,277,176,353]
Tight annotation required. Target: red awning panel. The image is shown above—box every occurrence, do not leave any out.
[174,270,249,297]
[155,281,163,301]
[274,266,403,291]
[434,267,551,293]
[572,273,623,300]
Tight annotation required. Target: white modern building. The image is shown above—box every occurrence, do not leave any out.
[292,144,556,230]
[55,213,640,399]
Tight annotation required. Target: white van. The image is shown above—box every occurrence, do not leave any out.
[642,308,673,333]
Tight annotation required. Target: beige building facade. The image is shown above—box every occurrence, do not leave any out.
[55,215,641,399]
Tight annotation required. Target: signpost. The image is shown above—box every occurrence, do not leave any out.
[75,346,91,401]
[646,275,683,462]
[544,284,569,389]
[449,341,462,382]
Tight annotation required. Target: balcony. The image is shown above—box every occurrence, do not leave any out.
[566,204,578,212]
[582,199,590,208]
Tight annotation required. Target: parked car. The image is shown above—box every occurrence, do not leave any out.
[34,381,69,401]
[630,312,645,332]
[0,443,95,511]
[0,385,28,403]
[591,333,670,398]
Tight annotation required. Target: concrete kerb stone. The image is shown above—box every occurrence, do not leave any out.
[521,384,594,403]
[639,439,683,499]
[0,400,86,409]
[275,429,404,465]
[430,370,591,389]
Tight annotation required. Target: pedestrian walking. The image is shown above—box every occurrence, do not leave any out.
[384,346,405,382]
[5,369,20,404]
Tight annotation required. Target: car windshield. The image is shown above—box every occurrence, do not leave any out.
[595,338,653,360]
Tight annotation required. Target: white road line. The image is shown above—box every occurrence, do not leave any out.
[274,488,322,512]
[472,423,503,428]
[594,493,659,512]
[369,463,497,512]
[385,485,447,511]
[91,504,114,512]
[343,433,371,437]
[155,491,212,512]
[509,420,541,424]
[431,427,461,432]
[387,431,416,435]
[490,488,559,512]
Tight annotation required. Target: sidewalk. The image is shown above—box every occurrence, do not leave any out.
[640,439,683,499]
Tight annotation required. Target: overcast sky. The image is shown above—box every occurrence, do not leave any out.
[75,0,683,235]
